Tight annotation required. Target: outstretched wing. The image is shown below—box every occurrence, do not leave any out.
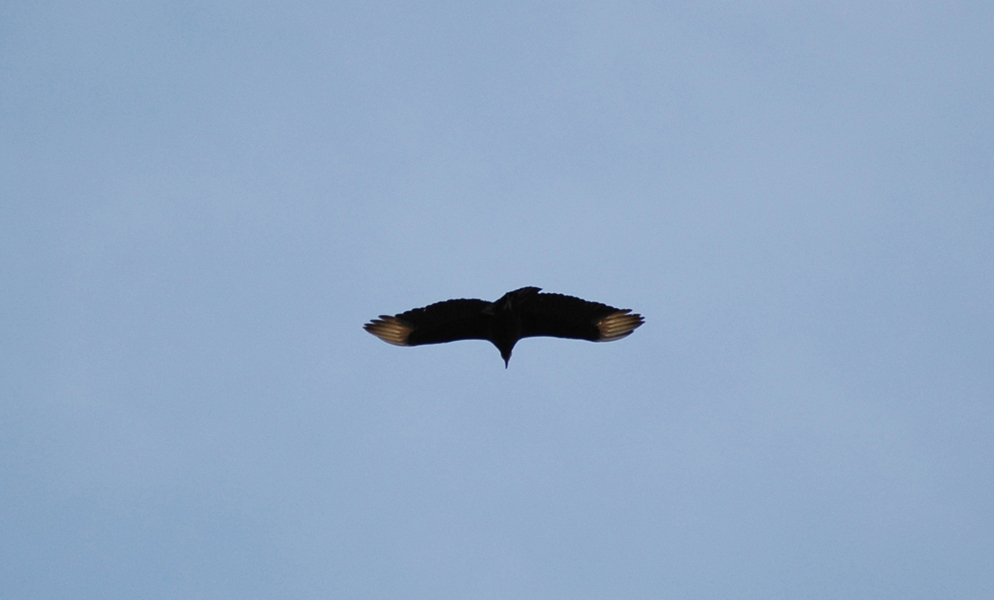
[364,298,492,346]
[518,293,644,342]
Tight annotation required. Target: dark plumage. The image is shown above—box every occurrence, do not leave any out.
[364,287,644,367]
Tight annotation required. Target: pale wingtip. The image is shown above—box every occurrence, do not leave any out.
[364,316,413,346]
[596,310,645,341]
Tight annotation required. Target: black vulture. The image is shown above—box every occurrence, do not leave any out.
[364,287,644,367]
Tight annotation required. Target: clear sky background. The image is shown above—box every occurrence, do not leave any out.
[2,2,992,598]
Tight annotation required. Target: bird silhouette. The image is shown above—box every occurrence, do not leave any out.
[364,287,644,367]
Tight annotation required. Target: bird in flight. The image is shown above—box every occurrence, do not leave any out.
[364,287,644,367]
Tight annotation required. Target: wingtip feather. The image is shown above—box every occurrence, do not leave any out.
[596,310,644,341]
[364,316,413,346]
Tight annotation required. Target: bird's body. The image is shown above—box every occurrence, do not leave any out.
[364,287,644,367]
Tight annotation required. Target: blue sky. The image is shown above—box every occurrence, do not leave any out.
[2,2,992,598]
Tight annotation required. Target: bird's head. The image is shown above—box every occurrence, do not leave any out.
[498,343,514,368]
